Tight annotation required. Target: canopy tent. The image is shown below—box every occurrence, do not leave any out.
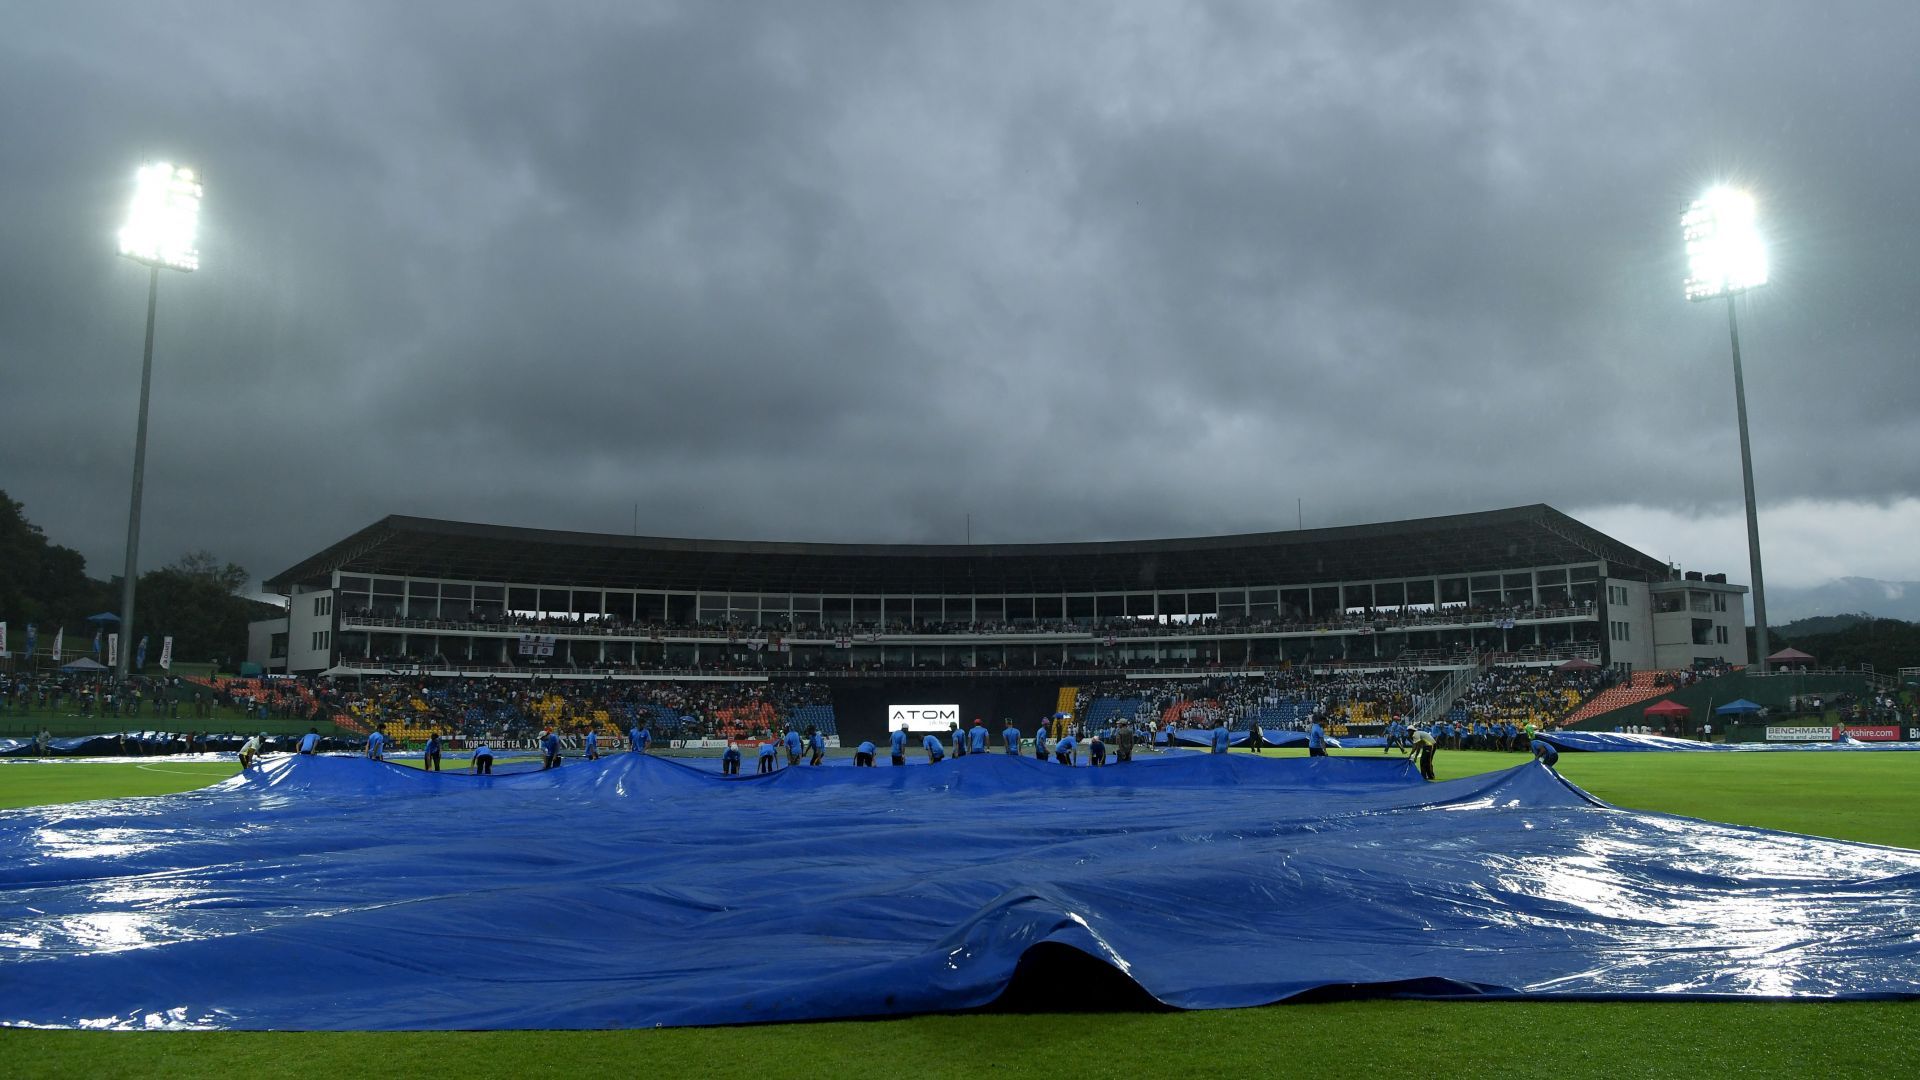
[1715,699,1763,715]
[59,657,109,672]
[1643,700,1691,718]
[1768,647,1816,667]
[84,612,120,624]
[1556,658,1599,672]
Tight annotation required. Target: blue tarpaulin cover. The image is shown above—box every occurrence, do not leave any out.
[3,752,1918,1030]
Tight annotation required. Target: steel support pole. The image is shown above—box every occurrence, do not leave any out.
[117,264,160,682]
[1726,294,1770,673]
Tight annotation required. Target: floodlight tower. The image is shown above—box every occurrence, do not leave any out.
[114,162,203,682]
[1682,186,1771,673]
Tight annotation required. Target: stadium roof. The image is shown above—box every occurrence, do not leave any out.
[268,505,1670,596]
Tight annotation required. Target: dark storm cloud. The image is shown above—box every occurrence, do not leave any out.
[4,0,1919,590]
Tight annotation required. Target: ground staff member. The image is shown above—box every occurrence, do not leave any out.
[1034,726,1049,761]
[1408,727,1438,781]
[1210,723,1231,754]
[757,741,777,774]
[783,727,804,766]
[540,729,562,770]
[471,741,494,775]
[722,741,742,775]
[1002,721,1022,755]
[1531,738,1559,769]
[424,731,443,772]
[924,734,946,763]
[808,727,826,766]
[1054,733,1077,766]
[367,725,387,762]
[584,730,599,760]
[1307,718,1328,758]
[889,726,908,766]
[855,740,876,767]
[298,728,320,755]
[239,733,263,769]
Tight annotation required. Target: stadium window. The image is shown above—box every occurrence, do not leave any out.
[1714,594,1727,612]
[1716,626,1729,645]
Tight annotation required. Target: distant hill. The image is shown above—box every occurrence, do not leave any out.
[1770,617,1920,675]
[1766,578,1920,624]
[1773,613,1872,638]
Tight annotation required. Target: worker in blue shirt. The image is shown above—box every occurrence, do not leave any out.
[968,720,989,755]
[366,725,387,761]
[1308,718,1327,758]
[635,725,653,753]
[298,728,320,755]
[471,740,494,775]
[923,733,945,763]
[1531,738,1560,769]
[757,740,777,774]
[1002,721,1022,754]
[540,729,562,770]
[783,727,804,766]
[1088,732,1107,766]
[855,739,876,766]
[1033,725,1049,761]
[950,722,966,758]
[423,731,442,772]
[628,722,644,753]
[808,726,826,766]
[1054,733,1077,765]
[584,729,600,760]
[1210,723,1231,754]
[889,726,908,766]
[721,741,742,775]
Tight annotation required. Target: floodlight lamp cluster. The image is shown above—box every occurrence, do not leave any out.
[118,162,203,272]
[1682,186,1766,302]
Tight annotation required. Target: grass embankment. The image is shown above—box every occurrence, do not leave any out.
[2,748,1915,1078]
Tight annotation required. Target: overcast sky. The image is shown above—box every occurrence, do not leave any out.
[4,1,1917,600]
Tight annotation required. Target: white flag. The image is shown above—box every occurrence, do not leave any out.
[160,636,174,670]
[0,621,8,658]
[108,633,119,666]
[53,628,64,662]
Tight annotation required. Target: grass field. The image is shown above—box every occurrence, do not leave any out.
[2,747,1916,1078]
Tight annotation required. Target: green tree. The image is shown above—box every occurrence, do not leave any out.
[0,491,106,635]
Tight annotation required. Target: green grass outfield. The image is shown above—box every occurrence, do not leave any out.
[2,748,1916,1079]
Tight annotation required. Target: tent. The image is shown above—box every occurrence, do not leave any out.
[84,612,120,624]
[1556,658,1600,672]
[59,657,109,672]
[1643,700,1690,718]
[1715,699,1762,715]
[1768,647,1816,667]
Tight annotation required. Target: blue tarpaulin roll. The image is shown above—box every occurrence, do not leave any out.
[2,752,1917,1030]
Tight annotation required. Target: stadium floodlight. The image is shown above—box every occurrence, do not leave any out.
[1683,186,1766,302]
[1681,185,1771,673]
[118,162,202,272]
[112,162,204,682]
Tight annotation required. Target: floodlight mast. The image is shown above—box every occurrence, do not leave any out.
[1683,186,1770,674]
[114,163,202,683]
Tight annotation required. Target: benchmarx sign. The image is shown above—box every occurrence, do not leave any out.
[890,704,959,732]
[1764,726,1830,742]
